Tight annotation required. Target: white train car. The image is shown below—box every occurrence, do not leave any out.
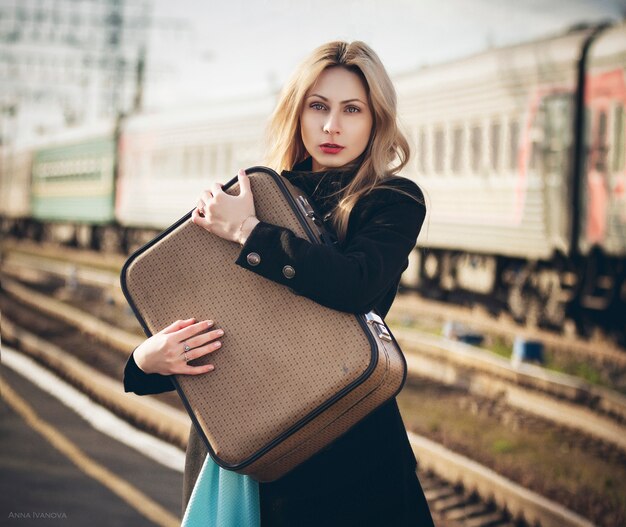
[115,95,273,249]
[395,25,606,326]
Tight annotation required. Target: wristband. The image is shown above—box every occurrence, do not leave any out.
[236,215,257,245]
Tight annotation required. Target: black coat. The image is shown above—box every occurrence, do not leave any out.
[123,158,434,526]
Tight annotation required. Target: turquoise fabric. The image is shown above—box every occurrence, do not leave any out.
[181,455,261,527]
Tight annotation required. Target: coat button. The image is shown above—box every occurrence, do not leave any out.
[282,265,296,279]
[246,252,261,266]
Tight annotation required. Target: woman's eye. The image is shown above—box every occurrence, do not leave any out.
[346,106,360,113]
[311,102,326,110]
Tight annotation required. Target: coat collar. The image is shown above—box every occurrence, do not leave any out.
[280,157,357,203]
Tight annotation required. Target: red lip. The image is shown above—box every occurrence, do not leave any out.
[320,143,344,154]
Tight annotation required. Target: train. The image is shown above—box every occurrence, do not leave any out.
[1,21,624,344]
[393,21,626,340]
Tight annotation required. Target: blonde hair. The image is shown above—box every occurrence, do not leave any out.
[264,41,412,241]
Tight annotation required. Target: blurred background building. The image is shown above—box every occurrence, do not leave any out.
[2,0,623,147]
[0,0,196,144]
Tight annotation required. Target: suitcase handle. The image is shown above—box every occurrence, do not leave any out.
[296,195,322,225]
[365,312,393,342]
[296,194,338,246]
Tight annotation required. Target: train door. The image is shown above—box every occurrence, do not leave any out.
[585,105,610,248]
[540,93,574,254]
[577,68,626,314]
[584,68,626,255]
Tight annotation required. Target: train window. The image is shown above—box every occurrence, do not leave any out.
[595,110,608,172]
[529,105,545,172]
[528,138,541,170]
[202,145,212,175]
[490,121,501,171]
[470,125,482,173]
[151,152,160,178]
[132,153,141,177]
[224,144,233,176]
[183,149,191,178]
[195,147,204,177]
[612,104,624,172]
[509,120,519,171]
[418,129,427,174]
[542,94,573,176]
[161,148,176,179]
[174,147,184,178]
[209,146,217,177]
[188,147,202,178]
[451,126,464,173]
[408,127,419,173]
[433,127,445,173]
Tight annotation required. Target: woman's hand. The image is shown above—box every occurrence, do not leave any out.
[134,318,223,376]
[192,169,260,244]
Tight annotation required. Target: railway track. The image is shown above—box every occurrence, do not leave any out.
[0,296,526,527]
[2,251,618,525]
[4,239,625,364]
[4,246,626,451]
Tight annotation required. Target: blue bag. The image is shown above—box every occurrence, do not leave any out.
[182,455,260,526]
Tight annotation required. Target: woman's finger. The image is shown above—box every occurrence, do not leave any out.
[174,320,215,342]
[192,207,212,229]
[182,339,222,362]
[210,183,224,198]
[177,362,215,376]
[196,199,206,217]
[237,170,251,197]
[183,328,224,349]
[160,318,196,334]
[191,207,202,224]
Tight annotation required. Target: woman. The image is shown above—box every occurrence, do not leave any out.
[124,40,433,526]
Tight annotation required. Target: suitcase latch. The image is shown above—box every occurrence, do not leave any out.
[297,196,322,226]
[365,312,392,342]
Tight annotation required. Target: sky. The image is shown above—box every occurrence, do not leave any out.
[146,0,625,108]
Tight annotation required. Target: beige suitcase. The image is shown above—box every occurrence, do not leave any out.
[121,166,407,482]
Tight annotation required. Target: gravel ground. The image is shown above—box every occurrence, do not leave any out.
[397,378,626,527]
[3,276,625,526]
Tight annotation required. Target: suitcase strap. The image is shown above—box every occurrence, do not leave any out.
[296,191,392,345]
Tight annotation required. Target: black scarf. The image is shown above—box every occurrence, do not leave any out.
[280,157,357,219]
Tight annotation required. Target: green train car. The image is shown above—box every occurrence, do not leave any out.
[30,122,118,246]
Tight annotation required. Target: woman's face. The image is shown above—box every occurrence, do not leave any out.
[300,67,373,171]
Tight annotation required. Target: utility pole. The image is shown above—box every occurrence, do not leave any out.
[105,0,125,117]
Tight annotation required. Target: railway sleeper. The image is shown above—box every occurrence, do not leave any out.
[424,486,457,502]
[461,512,514,527]
[444,502,493,521]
